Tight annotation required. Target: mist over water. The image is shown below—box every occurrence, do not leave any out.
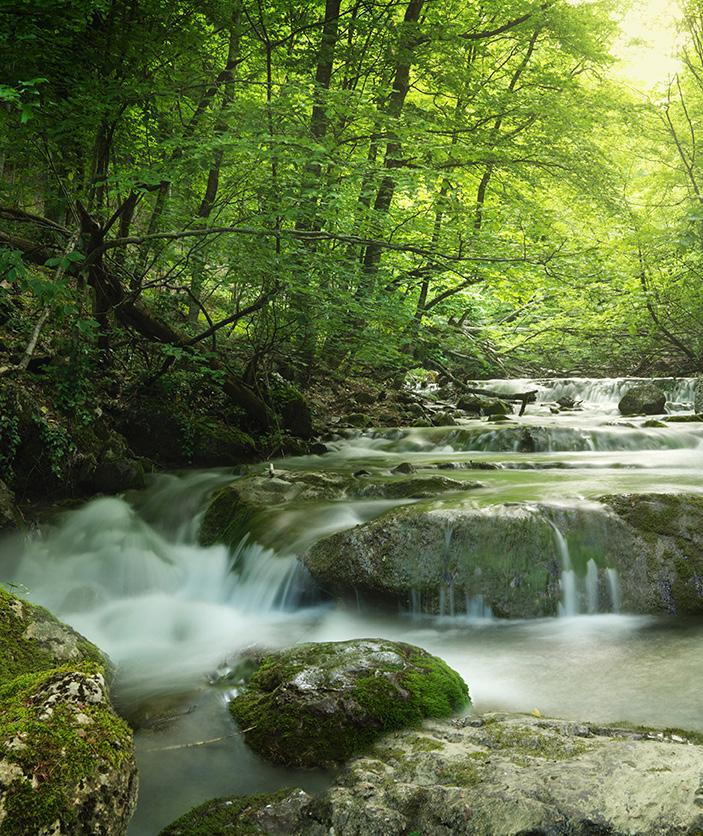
[1,376,702,834]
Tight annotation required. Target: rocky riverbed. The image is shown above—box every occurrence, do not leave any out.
[2,376,703,834]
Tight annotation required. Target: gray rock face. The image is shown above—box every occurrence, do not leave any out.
[161,714,703,835]
[0,585,108,682]
[229,638,469,768]
[695,374,703,413]
[316,714,703,836]
[0,481,19,530]
[618,382,666,415]
[302,493,703,617]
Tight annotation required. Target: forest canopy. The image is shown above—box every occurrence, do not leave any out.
[1,0,703,409]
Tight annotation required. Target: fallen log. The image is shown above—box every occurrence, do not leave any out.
[459,387,538,416]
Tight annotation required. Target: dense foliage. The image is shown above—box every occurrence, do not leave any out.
[0,0,702,428]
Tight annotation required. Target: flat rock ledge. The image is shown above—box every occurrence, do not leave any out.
[161,713,703,835]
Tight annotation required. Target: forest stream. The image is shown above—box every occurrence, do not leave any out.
[2,377,703,835]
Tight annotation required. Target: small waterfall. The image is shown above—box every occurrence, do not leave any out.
[228,535,313,612]
[465,592,493,619]
[466,377,697,409]
[606,568,622,613]
[553,524,578,617]
[550,522,620,617]
[585,559,599,614]
[2,481,324,700]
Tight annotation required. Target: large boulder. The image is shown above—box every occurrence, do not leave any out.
[160,714,703,835]
[618,382,666,416]
[0,587,137,835]
[695,374,703,413]
[302,493,703,617]
[303,502,561,617]
[229,639,470,767]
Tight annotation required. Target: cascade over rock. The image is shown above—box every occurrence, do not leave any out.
[199,471,481,548]
[229,639,469,767]
[302,494,703,617]
[160,714,703,836]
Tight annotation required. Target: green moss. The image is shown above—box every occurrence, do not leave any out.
[199,484,260,547]
[481,722,590,764]
[230,640,470,767]
[407,734,446,753]
[439,752,488,786]
[0,664,133,836]
[0,586,106,686]
[158,789,300,835]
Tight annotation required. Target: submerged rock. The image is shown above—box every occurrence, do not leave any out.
[200,471,484,548]
[664,413,703,422]
[355,475,482,500]
[161,714,703,835]
[229,639,469,767]
[618,382,666,416]
[0,587,137,835]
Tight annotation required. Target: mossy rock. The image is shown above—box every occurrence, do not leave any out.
[229,639,470,768]
[341,412,372,428]
[355,475,483,500]
[0,586,107,686]
[0,587,137,835]
[0,665,137,835]
[190,420,256,467]
[199,472,349,548]
[158,788,311,835]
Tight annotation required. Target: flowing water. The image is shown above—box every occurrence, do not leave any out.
[1,377,702,834]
